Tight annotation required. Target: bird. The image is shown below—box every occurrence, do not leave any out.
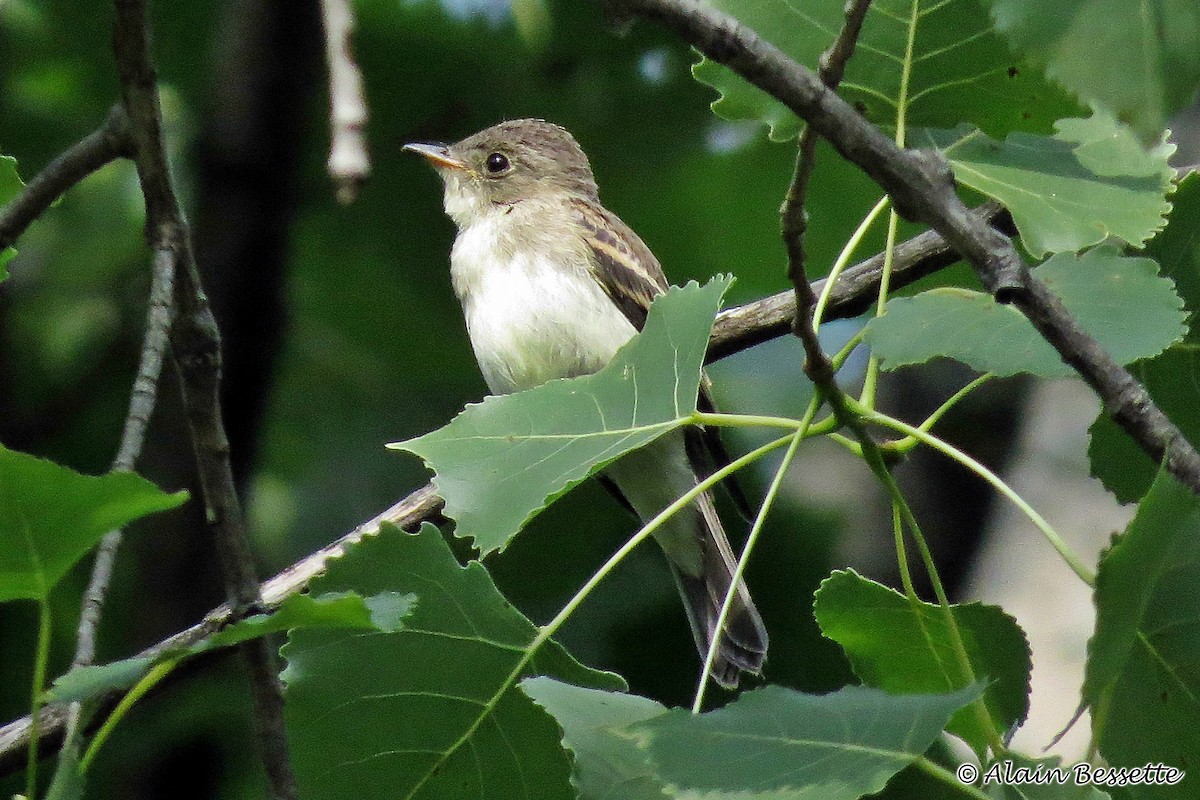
[405,118,766,688]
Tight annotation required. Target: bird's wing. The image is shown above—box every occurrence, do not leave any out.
[570,197,668,331]
[571,197,753,520]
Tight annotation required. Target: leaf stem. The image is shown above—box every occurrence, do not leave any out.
[891,501,916,600]
[860,407,1096,585]
[26,598,52,800]
[80,658,179,773]
[860,208,901,409]
[859,437,1006,754]
[694,411,837,437]
[890,481,1006,754]
[884,374,994,455]
[693,396,821,712]
[813,195,891,329]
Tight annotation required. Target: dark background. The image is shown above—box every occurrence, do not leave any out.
[1,0,1196,796]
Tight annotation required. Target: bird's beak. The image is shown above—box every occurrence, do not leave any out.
[403,142,468,171]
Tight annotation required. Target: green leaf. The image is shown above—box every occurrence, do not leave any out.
[45,744,86,800]
[1149,173,1200,344]
[47,591,410,702]
[522,677,669,800]
[814,570,1030,758]
[691,0,1079,142]
[283,523,625,800]
[633,683,981,799]
[47,656,155,704]
[1088,174,1200,502]
[208,589,412,647]
[864,246,1186,377]
[987,0,1200,143]
[914,112,1175,258]
[0,154,20,280]
[392,277,732,556]
[0,445,187,603]
[1084,470,1200,798]
[1156,173,1200,343]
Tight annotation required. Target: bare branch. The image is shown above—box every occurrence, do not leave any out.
[607,0,1200,493]
[319,0,371,203]
[0,105,131,253]
[111,0,297,795]
[63,246,178,752]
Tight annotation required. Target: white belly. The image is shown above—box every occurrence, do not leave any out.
[450,214,637,395]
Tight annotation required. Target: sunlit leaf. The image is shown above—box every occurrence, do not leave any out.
[0,444,187,603]
[987,0,1200,143]
[691,0,1080,141]
[283,523,625,800]
[864,247,1186,377]
[1083,470,1200,798]
[392,277,731,556]
[914,112,1175,258]
[814,569,1030,758]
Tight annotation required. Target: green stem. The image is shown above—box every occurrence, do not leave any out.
[860,0,917,411]
[895,0,919,149]
[861,407,1096,585]
[859,208,901,410]
[694,411,839,438]
[826,431,861,455]
[812,195,891,329]
[830,328,866,371]
[885,375,994,455]
[693,396,821,712]
[891,501,917,601]
[913,757,992,800]
[26,599,52,800]
[868,449,1006,754]
[80,658,180,773]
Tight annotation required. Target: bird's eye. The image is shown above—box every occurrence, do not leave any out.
[485,152,510,174]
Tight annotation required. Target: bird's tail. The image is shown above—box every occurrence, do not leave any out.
[671,492,768,689]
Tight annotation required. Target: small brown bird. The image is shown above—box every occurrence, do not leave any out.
[406,119,767,687]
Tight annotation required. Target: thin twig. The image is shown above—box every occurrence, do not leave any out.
[61,246,177,754]
[780,0,872,331]
[111,0,297,796]
[608,0,1200,494]
[0,213,1010,772]
[0,105,132,253]
[319,0,370,203]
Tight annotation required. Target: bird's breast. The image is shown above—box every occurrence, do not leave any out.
[450,213,637,395]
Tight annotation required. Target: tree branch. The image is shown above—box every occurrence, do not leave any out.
[0,105,132,253]
[0,206,1011,773]
[607,0,1200,493]
[319,0,370,203]
[111,0,297,795]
